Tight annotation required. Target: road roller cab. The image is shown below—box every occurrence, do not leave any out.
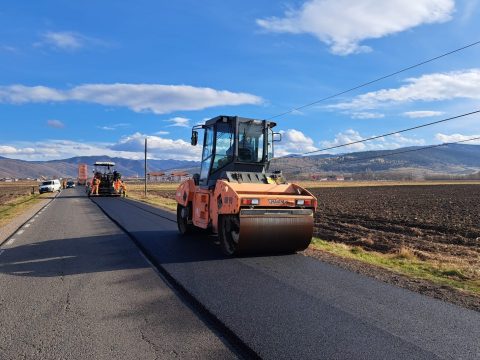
[175,116,317,255]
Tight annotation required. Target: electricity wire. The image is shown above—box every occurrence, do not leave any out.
[317,136,480,165]
[301,109,480,156]
[267,40,480,120]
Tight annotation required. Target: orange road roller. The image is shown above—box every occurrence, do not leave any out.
[175,115,317,255]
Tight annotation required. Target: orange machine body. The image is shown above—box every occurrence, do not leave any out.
[176,179,317,234]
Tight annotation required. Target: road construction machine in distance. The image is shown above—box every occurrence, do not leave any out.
[88,162,123,197]
[175,115,317,255]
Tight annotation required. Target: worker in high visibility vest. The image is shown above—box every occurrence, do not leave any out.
[120,181,127,197]
[114,179,120,193]
[91,177,101,196]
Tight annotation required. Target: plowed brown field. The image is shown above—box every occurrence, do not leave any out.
[311,185,480,275]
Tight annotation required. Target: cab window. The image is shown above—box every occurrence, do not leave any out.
[212,122,234,172]
[200,127,214,183]
[267,128,274,160]
[238,122,264,163]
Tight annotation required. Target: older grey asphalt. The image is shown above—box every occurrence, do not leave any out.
[0,188,237,360]
[92,195,480,360]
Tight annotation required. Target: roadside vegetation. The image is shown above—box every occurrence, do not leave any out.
[125,182,178,211]
[310,238,480,296]
[0,182,47,228]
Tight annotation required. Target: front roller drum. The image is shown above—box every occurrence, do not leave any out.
[219,209,314,255]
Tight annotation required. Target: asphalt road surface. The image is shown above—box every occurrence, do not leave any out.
[1,187,479,359]
[92,192,480,360]
[0,188,237,360]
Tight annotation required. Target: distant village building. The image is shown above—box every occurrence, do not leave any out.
[147,171,190,182]
[147,171,166,182]
[325,175,351,181]
[170,171,190,182]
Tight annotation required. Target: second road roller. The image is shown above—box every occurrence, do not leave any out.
[175,115,317,255]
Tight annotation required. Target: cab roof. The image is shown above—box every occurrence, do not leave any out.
[203,115,277,128]
[94,162,115,166]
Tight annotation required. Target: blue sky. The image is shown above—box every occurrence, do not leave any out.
[1,0,480,161]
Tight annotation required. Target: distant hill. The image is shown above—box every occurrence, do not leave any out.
[0,156,200,179]
[272,144,480,178]
[1,144,479,179]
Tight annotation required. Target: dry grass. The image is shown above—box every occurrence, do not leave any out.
[125,182,179,191]
[0,192,50,228]
[310,238,480,295]
[394,246,418,261]
[126,182,178,211]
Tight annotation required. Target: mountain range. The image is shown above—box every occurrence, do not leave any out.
[272,143,480,178]
[1,144,479,179]
[0,156,199,179]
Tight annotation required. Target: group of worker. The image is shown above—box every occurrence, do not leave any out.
[89,176,127,197]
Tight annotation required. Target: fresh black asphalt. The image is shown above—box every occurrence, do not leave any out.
[92,194,480,360]
[0,188,237,360]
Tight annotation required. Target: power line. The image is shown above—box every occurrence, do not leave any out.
[301,109,480,156]
[267,40,480,120]
[321,136,480,165]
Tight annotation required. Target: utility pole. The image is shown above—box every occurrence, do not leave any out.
[144,138,148,197]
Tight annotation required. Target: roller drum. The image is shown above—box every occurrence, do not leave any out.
[235,209,314,254]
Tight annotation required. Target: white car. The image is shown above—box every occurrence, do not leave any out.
[39,179,61,194]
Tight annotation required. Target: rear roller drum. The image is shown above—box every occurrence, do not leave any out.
[219,215,240,256]
[177,204,193,235]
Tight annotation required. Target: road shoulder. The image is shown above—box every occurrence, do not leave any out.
[0,194,54,245]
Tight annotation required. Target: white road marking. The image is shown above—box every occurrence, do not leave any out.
[17,230,24,235]
[30,219,35,223]
[6,238,15,246]
[0,250,4,256]
[24,223,31,228]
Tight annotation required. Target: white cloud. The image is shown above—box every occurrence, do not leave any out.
[36,31,84,50]
[275,129,318,156]
[435,133,480,144]
[331,69,480,110]
[257,0,454,55]
[0,83,263,115]
[0,145,36,155]
[403,110,444,118]
[320,129,425,153]
[34,31,108,51]
[166,117,190,127]
[351,112,384,119]
[0,141,132,160]
[0,132,202,161]
[97,123,130,131]
[47,119,65,128]
[321,129,368,151]
[110,132,201,160]
[155,131,170,135]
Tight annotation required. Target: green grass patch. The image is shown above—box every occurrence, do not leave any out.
[310,238,480,295]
